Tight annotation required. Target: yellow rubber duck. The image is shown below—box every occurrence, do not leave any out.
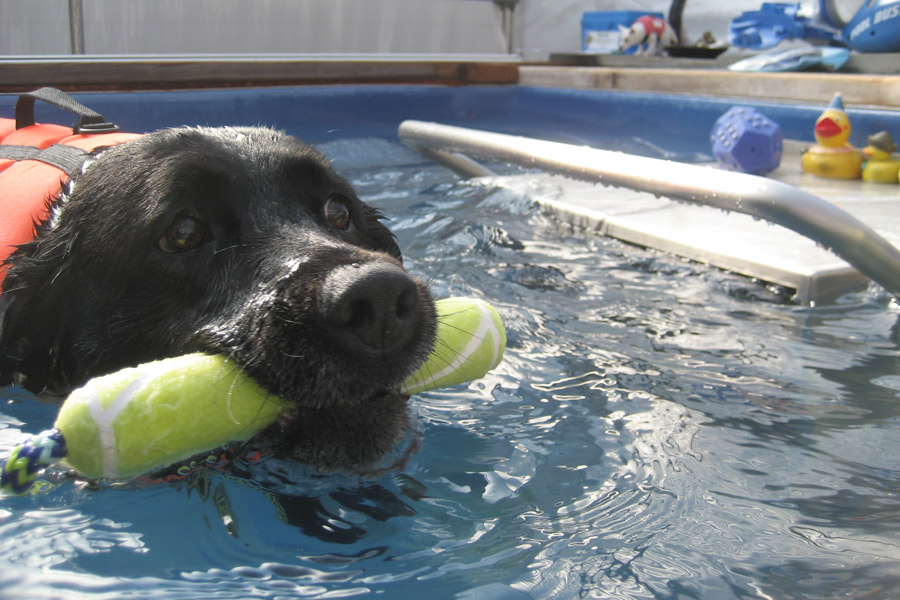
[801,93,863,179]
[861,131,900,183]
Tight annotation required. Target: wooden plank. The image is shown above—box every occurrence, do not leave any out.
[0,57,519,92]
[520,66,900,108]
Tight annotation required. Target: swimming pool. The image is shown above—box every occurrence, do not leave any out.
[1,85,900,599]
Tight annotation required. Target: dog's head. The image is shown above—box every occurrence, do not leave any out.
[0,126,436,471]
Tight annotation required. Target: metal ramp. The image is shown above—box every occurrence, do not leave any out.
[398,121,900,304]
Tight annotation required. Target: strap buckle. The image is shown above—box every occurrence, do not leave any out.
[74,121,120,135]
[16,87,121,135]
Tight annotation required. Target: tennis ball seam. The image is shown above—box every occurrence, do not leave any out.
[400,298,505,395]
[87,362,174,478]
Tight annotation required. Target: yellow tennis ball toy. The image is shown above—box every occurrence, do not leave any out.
[401,296,505,395]
[1,297,505,493]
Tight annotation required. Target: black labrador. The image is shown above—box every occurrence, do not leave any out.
[0,126,437,473]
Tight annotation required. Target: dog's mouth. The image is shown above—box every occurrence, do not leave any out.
[255,385,418,473]
[224,265,435,471]
[274,386,411,422]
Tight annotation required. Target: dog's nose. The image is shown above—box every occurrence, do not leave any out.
[321,262,420,353]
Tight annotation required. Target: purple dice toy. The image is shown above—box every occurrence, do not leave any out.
[710,107,783,175]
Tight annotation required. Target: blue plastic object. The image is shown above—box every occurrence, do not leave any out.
[729,3,840,48]
[844,0,900,52]
[710,107,783,176]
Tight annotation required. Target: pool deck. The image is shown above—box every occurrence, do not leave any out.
[519,65,900,108]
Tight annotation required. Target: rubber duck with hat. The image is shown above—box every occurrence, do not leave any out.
[801,93,864,179]
[861,131,900,184]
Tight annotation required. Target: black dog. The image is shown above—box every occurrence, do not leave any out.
[0,126,437,472]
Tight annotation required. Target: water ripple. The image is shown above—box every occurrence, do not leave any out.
[3,145,900,599]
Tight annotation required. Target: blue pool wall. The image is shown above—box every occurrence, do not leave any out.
[1,85,899,158]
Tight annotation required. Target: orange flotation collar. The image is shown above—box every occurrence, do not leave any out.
[0,88,142,293]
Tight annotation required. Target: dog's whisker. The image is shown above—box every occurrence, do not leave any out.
[437,315,490,342]
[213,243,246,255]
[273,315,305,326]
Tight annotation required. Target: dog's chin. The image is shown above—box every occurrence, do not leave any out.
[260,387,414,473]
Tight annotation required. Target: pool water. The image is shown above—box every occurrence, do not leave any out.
[2,136,900,599]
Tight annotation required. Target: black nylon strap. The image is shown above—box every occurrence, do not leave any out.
[0,145,40,161]
[0,143,89,178]
[15,87,119,134]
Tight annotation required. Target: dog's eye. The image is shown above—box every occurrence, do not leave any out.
[324,196,352,231]
[159,215,206,253]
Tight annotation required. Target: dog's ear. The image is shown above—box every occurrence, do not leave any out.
[0,226,80,392]
[362,205,403,262]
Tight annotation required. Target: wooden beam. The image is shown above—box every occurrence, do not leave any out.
[0,56,519,92]
[520,66,900,108]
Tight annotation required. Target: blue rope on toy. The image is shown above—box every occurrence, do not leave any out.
[0,429,67,495]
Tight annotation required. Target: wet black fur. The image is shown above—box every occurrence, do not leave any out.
[0,127,436,472]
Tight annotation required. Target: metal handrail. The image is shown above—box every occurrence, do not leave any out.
[398,120,900,299]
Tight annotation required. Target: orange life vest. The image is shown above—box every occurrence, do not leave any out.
[0,88,142,293]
